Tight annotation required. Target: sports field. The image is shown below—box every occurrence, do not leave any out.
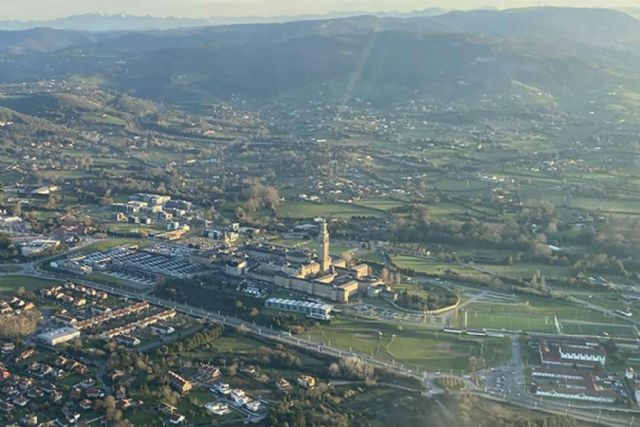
[459,299,638,338]
[463,310,557,333]
[559,321,638,338]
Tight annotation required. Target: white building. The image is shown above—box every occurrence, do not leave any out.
[36,327,80,346]
[20,239,60,257]
[211,383,231,395]
[204,402,229,416]
[265,298,334,320]
[559,344,606,366]
[534,386,616,403]
[246,401,262,413]
[230,389,251,406]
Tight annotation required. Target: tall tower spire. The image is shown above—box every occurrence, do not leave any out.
[320,219,331,273]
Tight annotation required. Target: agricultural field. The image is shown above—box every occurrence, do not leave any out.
[353,198,406,211]
[277,201,386,219]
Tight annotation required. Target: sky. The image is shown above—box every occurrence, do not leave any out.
[2,0,639,21]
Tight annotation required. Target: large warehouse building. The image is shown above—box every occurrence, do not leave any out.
[37,327,81,346]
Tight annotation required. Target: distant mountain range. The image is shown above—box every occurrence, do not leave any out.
[0,9,448,32]
[0,7,639,109]
[620,8,640,20]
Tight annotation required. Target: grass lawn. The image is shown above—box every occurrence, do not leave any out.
[277,201,385,219]
[0,275,58,296]
[570,196,640,215]
[431,178,489,192]
[306,319,511,372]
[391,255,475,275]
[353,198,406,211]
[75,238,152,254]
[0,265,23,273]
[559,321,638,338]
[104,223,160,234]
[392,254,573,281]
[357,249,386,264]
[85,272,145,288]
[475,263,574,280]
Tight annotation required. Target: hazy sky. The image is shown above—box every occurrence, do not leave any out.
[3,0,639,21]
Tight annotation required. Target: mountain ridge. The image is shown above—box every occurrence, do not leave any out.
[0,7,638,109]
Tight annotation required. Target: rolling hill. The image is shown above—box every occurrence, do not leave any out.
[0,7,638,109]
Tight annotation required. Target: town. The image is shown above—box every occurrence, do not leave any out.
[1,4,640,427]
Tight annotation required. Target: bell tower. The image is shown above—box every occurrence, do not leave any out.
[319,219,331,273]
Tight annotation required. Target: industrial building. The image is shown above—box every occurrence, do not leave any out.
[237,219,375,303]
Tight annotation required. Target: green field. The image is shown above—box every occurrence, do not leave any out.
[459,299,634,333]
[277,201,385,219]
[392,255,573,281]
[570,196,640,215]
[559,321,638,338]
[353,198,406,211]
[0,265,23,273]
[431,178,489,192]
[0,275,58,296]
[74,238,151,254]
[463,310,557,333]
[306,319,511,372]
[392,255,475,275]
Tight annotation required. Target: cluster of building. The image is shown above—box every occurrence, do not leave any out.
[112,193,193,239]
[531,366,618,403]
[0,348,105,426]
[220,220,380,303]
[38,283,183,350]
[0,297,36,316]
[52,244,207,281]
[40,282,109,306]
[0,215,31,236]
[210,382,264,415]
[530,338,623,403]
[203,222,260,244]
[101,309,176,340]
[19,239,60,257]
[52,218,381,304]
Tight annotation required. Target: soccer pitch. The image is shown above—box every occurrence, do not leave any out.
[463,310,557,333]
